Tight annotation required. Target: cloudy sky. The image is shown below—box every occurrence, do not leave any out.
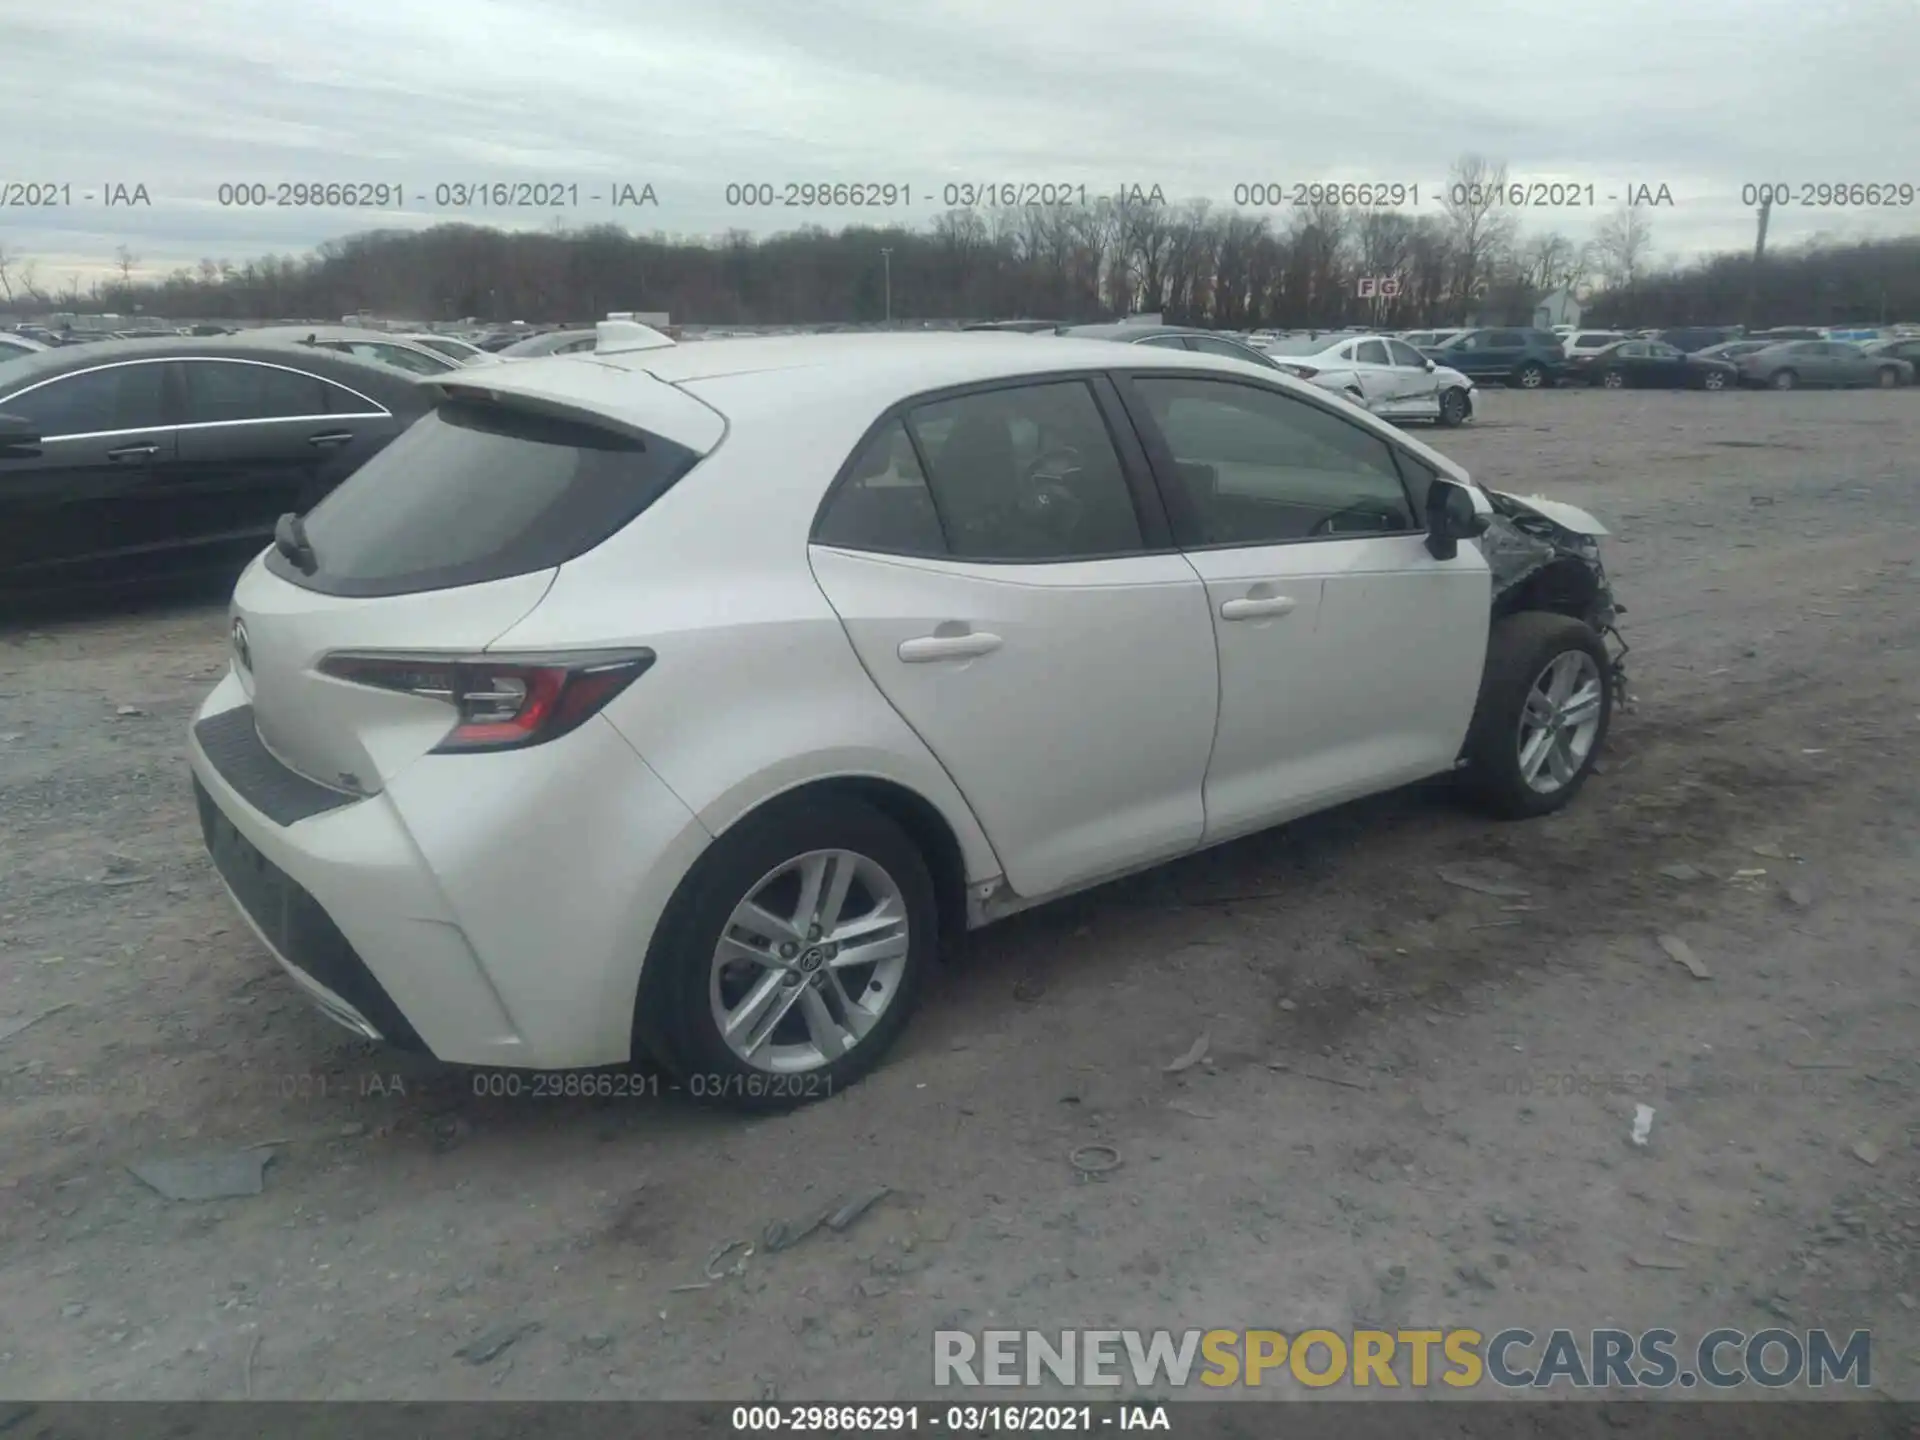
[3,0,1915,284]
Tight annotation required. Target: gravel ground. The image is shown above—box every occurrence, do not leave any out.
[0,387,1916,1402]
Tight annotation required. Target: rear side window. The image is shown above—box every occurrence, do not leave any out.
[814,420,947,556]
[183,360,340,422]
[282,399,701,596]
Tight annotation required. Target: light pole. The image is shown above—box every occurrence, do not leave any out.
[880,247,893,325]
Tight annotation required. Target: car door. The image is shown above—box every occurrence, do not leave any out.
[1385,338,1442,418]
[1443,331,1495,378]
[808,376,1220,899]
[1341,338,1401,412]
[1116,371,1489,843]
[0,357,184,589]
[1644,342,1687,386]
[173,357,399,558]
[1823,343,1871,386]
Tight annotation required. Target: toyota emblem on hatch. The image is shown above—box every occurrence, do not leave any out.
[231,618,252,673]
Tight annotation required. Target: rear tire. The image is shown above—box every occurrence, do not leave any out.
[1460,613,1613,820]
[1877,366,1901,389]
[632,794,937,1111]
[1600,369,1626,390]
[1515,361,1547,389]
[1770,368,1798,390]
[1702,370,1728,391]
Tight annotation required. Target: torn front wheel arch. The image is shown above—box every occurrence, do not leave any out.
[1479,490,1629,708]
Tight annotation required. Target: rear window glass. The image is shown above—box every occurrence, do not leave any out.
[277,399,701,596]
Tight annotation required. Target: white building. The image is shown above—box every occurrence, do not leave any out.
[1533,289,1582,329]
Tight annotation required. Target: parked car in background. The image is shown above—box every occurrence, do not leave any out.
[1578,339,1739,390]
[1651,326,1740,354]
[0,332,49,363]
[1560,331,1630,374]
[1860,336,1920,369]
[229,326,464,377]
[1747,327,1825,343]
[0,339,433,597]
[186,328,1622,1110]
[1261,333,1475,425]
[398,333,496,364]
[1051,323,1285,369]
[961,320,1064,333]
[498,328,600,357]
[1735,340,1912,389]
[1401,330,1464,350]
[12,325,61,345]
[1695,340,1776,363]
[1428,328,1565,389]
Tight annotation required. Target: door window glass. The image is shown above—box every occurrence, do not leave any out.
[814,419,947,556]
[1134,377,1417,546]
[1,362,169,436]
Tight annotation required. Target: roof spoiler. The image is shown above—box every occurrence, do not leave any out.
[596,316,675,355]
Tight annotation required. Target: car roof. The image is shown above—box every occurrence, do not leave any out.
[232,325,441,347]
[0,336,431,396]
[1053,323,1214,341]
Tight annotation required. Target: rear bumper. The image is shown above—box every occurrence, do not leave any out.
[188,670,712,1068]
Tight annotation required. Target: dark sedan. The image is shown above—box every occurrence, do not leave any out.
[1050,323,1285,368]
[1578,339,1738,390]
[0,339,434,598]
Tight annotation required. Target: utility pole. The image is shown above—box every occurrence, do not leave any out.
[1744,196,1771,330]
[880,247,893,325]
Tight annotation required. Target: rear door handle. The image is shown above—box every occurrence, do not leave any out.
[107,442,159,462]
[898,631,1003,663]
[1220,595,1298,621]
[306,431,354,448]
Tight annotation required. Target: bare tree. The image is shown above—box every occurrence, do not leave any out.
[115,245,140,289]
[1592,205,1655,290]
[1439,155,1518,320]
[0,242,15,306]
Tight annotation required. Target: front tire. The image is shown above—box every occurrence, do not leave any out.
[1770,368,1798,390]
[1702,369,1728,391]
[1461,613,1614,820]
[1600,369,1626,390]
[1877,366,1901,389]
[1437,387,1470,426]
[633,794,937,1110]
[1515,361,1547,389]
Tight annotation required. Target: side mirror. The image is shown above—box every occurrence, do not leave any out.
[0,412,42,458]
[1424,358,1436,371]
[1426,479,1489,560]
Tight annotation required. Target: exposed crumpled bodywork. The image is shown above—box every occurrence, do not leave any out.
[1482,488,1628,696]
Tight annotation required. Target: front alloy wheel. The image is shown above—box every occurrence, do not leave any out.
[1438,387,1469,426]
[1516,362,1547,389]
[1702,369,1727,391]
[1601,369,1626,389]
[1516,651,1605,796]
[711,849,910,1071]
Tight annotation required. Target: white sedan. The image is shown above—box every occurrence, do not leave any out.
[189,326,1622,1108]
[1262,333,1476,426]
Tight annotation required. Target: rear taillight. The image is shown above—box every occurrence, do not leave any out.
[317,649,654,752]
[1275,362,1320,378]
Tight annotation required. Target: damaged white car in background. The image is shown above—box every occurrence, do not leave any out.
[187,331,1626,1110]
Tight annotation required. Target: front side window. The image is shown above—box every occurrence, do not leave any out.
[1488,330,1526,347]
[1386,340,1427,368]
[1,362,169,437]
[1133,376,1417,546]
[814,419,946,556]
[906,381,1143,561]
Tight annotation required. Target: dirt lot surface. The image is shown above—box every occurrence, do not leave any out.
[1,388,1916,1403]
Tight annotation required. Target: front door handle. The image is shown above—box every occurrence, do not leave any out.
[898,631,1003,663]
[306,431,354,448]
[107,442,159,462]
[1220,595,1298,621]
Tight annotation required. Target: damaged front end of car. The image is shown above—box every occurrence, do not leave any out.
[1481,489,1629,707]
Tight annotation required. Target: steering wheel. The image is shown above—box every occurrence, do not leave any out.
[1309,501,1393,537]
[1016,448,1087,530]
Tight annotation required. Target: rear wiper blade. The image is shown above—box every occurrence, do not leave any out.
[273,511,318,574]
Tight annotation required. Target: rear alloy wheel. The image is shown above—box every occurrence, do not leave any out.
[1878,366,1901,389]
[1702,369,1728,391]
[634,795,936,1110]
[1437,387,1470,427]
[1601,369,1627,390]
[1461,612,1613,819]
[1515,362,1547,389]
[1770,368,1798,390]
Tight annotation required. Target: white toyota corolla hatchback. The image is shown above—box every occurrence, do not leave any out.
[190,324,1625,1109]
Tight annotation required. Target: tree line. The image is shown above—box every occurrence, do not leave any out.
[2,156,1915,330]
